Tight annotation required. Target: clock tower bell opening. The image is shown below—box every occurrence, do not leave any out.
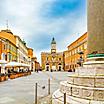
[51,37,56,54]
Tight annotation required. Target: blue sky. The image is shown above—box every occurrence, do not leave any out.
[0,0,87,63]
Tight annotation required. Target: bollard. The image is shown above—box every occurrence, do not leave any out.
[48,78,50,95]
[35,83,38,104]
[64,93,66,104]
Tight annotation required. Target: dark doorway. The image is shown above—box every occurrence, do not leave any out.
[59,66,61,71]
[46,66,49,71]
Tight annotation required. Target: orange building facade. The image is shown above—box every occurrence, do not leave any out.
[31,57,40,72]
[0,29,39,74]
[27,48,33,71]
[64,32,87,71]
[28,48,33,59]
[0,29,17,62]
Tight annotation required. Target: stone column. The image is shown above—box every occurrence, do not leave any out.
[52,1,104,104]
[87,0,104,55]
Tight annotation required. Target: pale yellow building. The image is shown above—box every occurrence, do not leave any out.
[41,37,64,71]
[15,36,28,64]
[64,32,87,71]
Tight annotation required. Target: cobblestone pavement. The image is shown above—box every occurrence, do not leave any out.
[0,72,73,104]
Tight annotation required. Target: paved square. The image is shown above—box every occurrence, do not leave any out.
[0,72,72,104]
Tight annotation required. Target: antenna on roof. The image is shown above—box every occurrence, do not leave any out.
[6,20,9,30]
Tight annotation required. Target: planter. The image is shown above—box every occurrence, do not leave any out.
[5,75,8,81]
[9,73,17,79]
[0,74,8,82]
[27,71,31,75]
[0,76,5,82]
[8,71,31,80]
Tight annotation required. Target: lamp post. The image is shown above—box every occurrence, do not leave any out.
[34,78,51,104]
[77,51,84,67]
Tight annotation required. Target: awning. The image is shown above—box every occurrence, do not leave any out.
[5,62,30,67]
[6,62,22,67]
[20,63,30,67]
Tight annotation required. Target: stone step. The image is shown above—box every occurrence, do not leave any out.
[67,75,104,88]
[59,81,104,101]
[75,62,104,76]
[52,89,104,104]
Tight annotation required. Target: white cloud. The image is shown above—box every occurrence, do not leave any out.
[0,0,87,63]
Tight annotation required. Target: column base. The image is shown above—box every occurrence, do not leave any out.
[52,89,104,104]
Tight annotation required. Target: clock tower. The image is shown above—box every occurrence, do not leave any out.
[51,37,56,53]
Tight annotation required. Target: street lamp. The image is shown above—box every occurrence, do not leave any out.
[77,51,84,67]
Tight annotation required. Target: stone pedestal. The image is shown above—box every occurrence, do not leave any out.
[52,57,104,104]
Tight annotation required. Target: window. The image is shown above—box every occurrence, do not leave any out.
[78,47,80,52]
[46,57,48,61]
[59,58,61,61]
[74,49,76,54]
[9,53,12,61]
[70,52,71,56]
[5,54,7,61]
[9,45,11,50]
[52,57,56,61]
[1,53,5,60]
[84,43,87,49]
[3,44,6,50]
[72,50,74,55]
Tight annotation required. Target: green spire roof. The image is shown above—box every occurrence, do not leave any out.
[51,37,56,44]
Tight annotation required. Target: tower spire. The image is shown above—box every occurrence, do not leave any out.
[51,37,56,44]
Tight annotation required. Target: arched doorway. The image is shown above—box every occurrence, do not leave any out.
[46,63,49,71]
[46,66,49,71]
[58,63,62,71]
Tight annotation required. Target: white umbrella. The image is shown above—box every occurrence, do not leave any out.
[6,62,30,67]
[21,63,30,67]
[5,62,22,67]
